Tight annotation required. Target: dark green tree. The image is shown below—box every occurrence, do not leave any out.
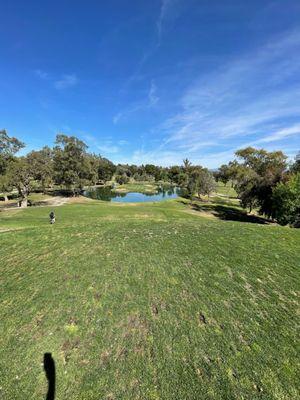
[272,172,300,227]
[53,134,91,195]
[233,147,287,216]
[168,166,182,184]
[144,164,161,181]
[6,157,34,207]
[97,156,116,182]
[27,147,54,193]
[214,164,231,186]
[0,129,25,175]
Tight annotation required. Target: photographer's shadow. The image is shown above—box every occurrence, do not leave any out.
[44,353,55,400]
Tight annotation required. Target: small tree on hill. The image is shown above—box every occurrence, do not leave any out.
[197,169,217,198]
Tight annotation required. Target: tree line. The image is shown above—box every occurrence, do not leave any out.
[0,130,218,206]
[0,129,299,227]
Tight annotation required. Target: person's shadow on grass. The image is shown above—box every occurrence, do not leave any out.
[44,353,55,400]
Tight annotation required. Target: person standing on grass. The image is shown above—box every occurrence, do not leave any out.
[49,211,55,224]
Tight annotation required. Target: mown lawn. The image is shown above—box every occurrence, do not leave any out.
[215,181,237,198]
[0,199,299,399]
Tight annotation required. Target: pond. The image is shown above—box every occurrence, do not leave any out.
[84,186,181,203]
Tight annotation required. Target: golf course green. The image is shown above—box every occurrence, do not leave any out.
[0,197,299,399]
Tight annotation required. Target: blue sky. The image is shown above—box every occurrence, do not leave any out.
[1,0,300,167]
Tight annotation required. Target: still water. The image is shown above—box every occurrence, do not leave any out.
[84,186,180,203]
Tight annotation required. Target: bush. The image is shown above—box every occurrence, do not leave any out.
[272,173,300,226]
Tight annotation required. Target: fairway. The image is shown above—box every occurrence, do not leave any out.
[0,199,299,399]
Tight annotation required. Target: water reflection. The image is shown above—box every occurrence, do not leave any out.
[84,186,180,203]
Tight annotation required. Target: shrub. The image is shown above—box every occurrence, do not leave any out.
[272,173,300,226]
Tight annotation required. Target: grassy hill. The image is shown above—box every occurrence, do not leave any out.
[0,198,299,399]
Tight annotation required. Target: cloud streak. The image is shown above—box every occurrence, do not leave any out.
[54,74,78,90]
[148,80,159,106]
[82,134,129,156]
[157,0,172,42]
[113,80,160,124]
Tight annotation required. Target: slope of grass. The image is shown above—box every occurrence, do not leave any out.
[215,181,237,198]
[0,199,299,399]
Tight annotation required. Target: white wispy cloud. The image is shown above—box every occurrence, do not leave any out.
[113,104,143,125]
[113,112,123,125]
[54,74,78,90]
[254,124,300,144]
[121,0,179,93]
[154,29,300,164]
[148,80,159,106]
[157,0,176,43]
[97,144,119,154]
[157,0,170,40]
[113,80,160,124]
[82,134,128,155]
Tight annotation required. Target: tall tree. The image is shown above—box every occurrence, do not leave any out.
[234,147,287,216]
[0,129,25,175]
[53,134,91,194]
[214,164,231,186]
[6,157,33,207]
[168,166,182,184]
[182,167,216,200]
[27,147,54,193]
[272,172,300,227]
[196,169,216,198]
[144,164,161,181]
[183,158,192,173]
[97,156,116,183]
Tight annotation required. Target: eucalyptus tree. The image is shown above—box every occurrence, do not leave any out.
[53,134,92,194]
[27,146,54,193]
[0,129,24,175]
[233,147,287,216]
[6,157,34,207]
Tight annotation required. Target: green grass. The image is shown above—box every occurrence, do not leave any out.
[113,181,160,193]
[0,199,299,399]
[215,181,237,198]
